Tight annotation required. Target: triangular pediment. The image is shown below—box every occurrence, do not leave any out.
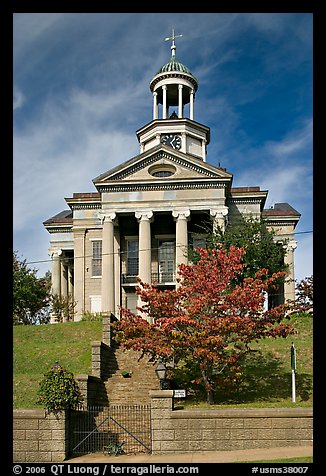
[93,145,232,185]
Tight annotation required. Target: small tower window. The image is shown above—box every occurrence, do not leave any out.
[152,170,174,177]
[149,164,176,178]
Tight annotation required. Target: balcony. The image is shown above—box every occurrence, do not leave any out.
[121,273,176,286]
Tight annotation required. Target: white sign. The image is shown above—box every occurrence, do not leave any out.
[174,389,186,398]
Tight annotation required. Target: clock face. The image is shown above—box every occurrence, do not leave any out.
[161,134,181,150]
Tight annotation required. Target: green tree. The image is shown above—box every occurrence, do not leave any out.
[13,251,51,325]
[209,216,287,279]
[190,216,288,306]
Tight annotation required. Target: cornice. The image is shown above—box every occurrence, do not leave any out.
[69,203,102,210]
[227,197,265,205]
[97,179,229,193]
[44,225,73,234]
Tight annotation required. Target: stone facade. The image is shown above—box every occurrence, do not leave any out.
[43,39,301,321]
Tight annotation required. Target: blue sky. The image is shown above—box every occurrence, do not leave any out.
[13,12,313,282]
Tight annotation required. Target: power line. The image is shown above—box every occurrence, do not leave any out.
[24,228,313,267]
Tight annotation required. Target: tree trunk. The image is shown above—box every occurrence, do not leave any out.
[201,369,215,405]
[206,388,215,405]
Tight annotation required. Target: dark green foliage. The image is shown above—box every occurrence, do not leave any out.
[190,216,287,292]
[13,251,51,325]
[213,216,287,279]
[36,362,83,414]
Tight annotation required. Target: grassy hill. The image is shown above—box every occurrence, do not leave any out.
[13,320,102,409]
[13,313,313,409]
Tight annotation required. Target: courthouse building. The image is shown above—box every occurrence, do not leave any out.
[43,35,300,321]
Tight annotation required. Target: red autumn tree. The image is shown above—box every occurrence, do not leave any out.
[114,245,294,404]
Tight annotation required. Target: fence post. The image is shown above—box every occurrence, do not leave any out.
[149,390,174,454]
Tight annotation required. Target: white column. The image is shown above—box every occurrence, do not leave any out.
[73,229,85,321]
[51,249,62,297]
[50,248,62,323]
[284,239,298,303]
[202,139,207,162]
[68,265,74,297]
[162,85,167,119]
[178,84,183,118]
[153,91,158,120]
[210,207,229,234]
[190,89,195,120]
[135,211,153,284]
[61,259,68,299]
[101,213,116,314]
[173,209,190,283]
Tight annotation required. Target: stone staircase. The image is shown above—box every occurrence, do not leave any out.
[104,345,159,405]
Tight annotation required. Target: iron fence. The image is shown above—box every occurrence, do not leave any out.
[70,404,151,457]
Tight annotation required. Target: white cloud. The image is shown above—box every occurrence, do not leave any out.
[13,86,25,110]
[13,86,140,234]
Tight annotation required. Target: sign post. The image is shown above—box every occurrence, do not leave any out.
[291,342,296,403]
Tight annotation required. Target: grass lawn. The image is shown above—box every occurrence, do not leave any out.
[13,313,312,409]
[13,320,102,408]
[180,312,313,408]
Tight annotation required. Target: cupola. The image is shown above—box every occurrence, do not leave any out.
[149,29,198,120]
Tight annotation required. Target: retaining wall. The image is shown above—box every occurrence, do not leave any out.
[150,391,313,454]
[13,410,68,462]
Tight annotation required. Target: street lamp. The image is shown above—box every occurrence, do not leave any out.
[155,361,169,390]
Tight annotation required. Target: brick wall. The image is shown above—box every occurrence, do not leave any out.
[150,391,313,454]
[13,410,69,462]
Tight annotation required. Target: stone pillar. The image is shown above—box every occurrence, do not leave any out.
[284,239,298,303]
[74,229,85,321]
[68,265,74,297]
[210,207,229,234]
[178,84,183,118]
[60,259,68,299]
[135,210,153,284]
[51,249,62,298]
[149,390,174,454]
[173,209,190,282]
[153,91,158,120]
[189,88,194,120]
[162,85,167,119]
[101,213,116,314]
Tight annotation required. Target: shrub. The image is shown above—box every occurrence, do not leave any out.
[81,311,103,322]
[36,362,83,414]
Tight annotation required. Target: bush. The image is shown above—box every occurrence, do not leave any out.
[81,311,103,322]
[36,362,83,414]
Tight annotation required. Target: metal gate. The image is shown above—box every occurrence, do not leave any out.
[70,405,152,457]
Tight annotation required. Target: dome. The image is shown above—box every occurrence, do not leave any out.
[156,56,192,75]
[150,53,198,92]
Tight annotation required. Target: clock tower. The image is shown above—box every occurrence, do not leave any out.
[136,30,210,161]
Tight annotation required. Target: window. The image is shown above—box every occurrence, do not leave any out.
[152,170,174,177]
[149,164,176,178]
[192,236,207,250]
[127,239,139,276]
[158,240,175,283]
[92,241,102,276]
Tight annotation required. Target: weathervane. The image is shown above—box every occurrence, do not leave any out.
[165,28,183,57]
